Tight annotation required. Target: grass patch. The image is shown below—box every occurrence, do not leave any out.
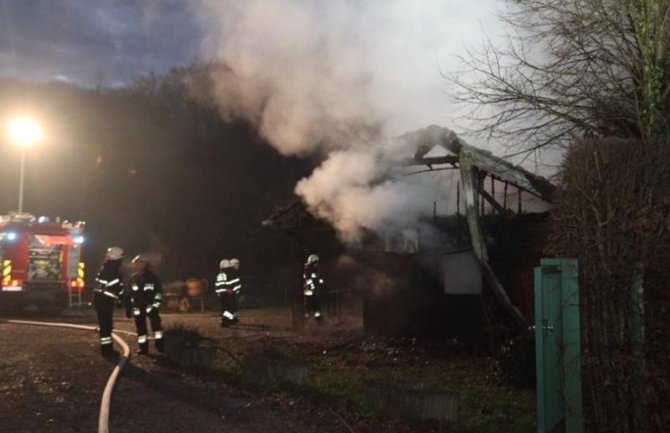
[162,313,536,432]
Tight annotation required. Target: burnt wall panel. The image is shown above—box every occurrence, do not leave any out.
[486,213,550,320]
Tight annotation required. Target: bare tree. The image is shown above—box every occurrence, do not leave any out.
[450,0,670,151]
[451,3,670,432]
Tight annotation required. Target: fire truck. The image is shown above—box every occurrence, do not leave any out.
[0,213,86,310]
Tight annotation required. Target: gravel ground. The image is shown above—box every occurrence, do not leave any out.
[0,312,441,433]
[0,324,110,433]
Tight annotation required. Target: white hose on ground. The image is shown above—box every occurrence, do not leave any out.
[4,319,130,433]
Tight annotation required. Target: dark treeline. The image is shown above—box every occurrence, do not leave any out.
[0,67,314,284]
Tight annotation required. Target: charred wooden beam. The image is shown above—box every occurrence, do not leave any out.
[459,150,487,261]
[460,148,529,331]
[398,155,460,167]
[480,172,486,215]
[503,181,508,209]
[436,130,555,201]
[456,180,460,216]
[480,261,529,330]
[490,176,496,214]
[479,188,506,215]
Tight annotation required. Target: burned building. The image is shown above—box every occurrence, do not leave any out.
[264,125,555,338]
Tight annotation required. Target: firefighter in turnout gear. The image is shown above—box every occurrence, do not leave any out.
[215,258,241,327]
[93,247,125,357]
[303,254,324,324]
[125,254,164,355]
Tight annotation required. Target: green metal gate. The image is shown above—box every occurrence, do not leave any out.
[534,258,582,433]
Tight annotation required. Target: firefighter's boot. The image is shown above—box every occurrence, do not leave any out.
[101,345,119,358]
[155,338,165,353]
[136,342,149,355]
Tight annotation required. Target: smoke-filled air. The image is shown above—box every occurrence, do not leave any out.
[194,0,500,241]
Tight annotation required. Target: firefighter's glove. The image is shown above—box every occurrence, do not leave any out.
[125,308,132,319]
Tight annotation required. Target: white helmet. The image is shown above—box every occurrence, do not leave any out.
[219,259,230,269]
[105,247,124,261]
[229,258,240,269]
[306,254,319,265]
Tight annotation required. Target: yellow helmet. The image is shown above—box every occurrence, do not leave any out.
[229,258,240,269]
[219,259,230,269]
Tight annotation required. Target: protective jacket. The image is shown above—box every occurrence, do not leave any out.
[215,267,241,326]
[215,268,241,295]
[93,259,124,356]
[303,263,324,322]
[93,260,125,304]
[303,263,324,296]
[126,268,164,353]
[126,269,163,313]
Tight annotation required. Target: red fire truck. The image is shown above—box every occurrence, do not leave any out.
[0,213,85,310]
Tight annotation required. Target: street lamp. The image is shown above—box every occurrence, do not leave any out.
[7,116,42,214]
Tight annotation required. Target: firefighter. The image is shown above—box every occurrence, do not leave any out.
[303,254,324,324]
[93,247,125,357]
[125,254,164,355]
[214,258,241,327]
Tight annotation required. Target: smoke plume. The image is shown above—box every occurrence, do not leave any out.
[194,0,500,240]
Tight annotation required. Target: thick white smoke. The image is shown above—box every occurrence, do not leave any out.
[294,146,451,242]
[194,0,501,240]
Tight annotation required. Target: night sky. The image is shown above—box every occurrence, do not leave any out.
[0,0,203,87]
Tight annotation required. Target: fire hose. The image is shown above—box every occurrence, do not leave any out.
[3,319,130,433]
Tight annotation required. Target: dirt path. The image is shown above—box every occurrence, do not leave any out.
[1,311,452,433]
[0,320,403,433]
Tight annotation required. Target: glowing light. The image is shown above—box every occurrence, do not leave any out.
[7,117,43,146]
[4,232,18,241]
[73,235,85,244]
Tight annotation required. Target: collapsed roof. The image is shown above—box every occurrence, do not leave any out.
[397,125,555,203]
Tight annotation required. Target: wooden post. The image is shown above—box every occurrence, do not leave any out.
[480,173,486,215]
[503,181,508,209]
[292,231,306,331]
[490,176,496,214]
[456,180,460,216]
